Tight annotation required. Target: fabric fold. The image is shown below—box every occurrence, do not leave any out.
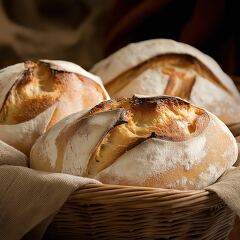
[0,165,100,240]
[206,167,240,217]
[1,134,240,239]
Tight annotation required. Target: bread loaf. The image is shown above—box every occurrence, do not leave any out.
[91,39,240,124]
[0,60,109,155]
[30,96,237,190]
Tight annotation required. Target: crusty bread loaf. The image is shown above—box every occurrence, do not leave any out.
[30,96,237,190]
[0,60,109,155]
[91,39,240,124]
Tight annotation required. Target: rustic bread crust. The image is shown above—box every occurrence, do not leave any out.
[30,96,238,190]
[91,39,240,124]
[0,60,109,155]
[91,39,238,95]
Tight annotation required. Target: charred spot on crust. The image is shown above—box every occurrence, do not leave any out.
[88,99,115,114]
[113,110,129,127]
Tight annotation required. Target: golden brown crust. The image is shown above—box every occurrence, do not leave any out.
[0,61,106,125]
[105,54,231,98]
[85,96,209,177]
[95,110,237,189]
[88,96,208,139]
[29,93,237,189]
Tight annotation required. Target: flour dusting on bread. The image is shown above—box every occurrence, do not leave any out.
[30,96,238,190]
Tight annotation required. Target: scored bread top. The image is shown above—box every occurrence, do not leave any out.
[91,39,239,97]
[91,39,240,124]
[30,96,237,189]
[85,96,209,178]
[105,54,230,98]
[88,96,209,142]
[0,60,108,126]
[31,96,209,175]
[30,95,237,189]
[88,97,237,189]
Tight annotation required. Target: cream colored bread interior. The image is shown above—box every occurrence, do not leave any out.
[86,97,208,177]
[106,54,230,98]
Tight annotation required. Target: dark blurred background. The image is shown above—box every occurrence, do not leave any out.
[0,0,240,78]
[0,0,240,238]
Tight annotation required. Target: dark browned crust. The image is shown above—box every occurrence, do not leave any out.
[84,96,210,177]
[88,95,209,133]
[106,96,209,141]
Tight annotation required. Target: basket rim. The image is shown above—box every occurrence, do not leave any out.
[72,182,214,200]
[76,182,209,194]
[68,183,223,210]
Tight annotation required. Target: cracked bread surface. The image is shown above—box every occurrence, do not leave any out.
[30,96,237,189]
[0,60,107,127]
[91,39,240,124]
[0,60,108,155]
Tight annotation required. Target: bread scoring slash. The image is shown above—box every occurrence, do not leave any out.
[0,60,109,155]
[91,39,240,125]
[30,96,238,190]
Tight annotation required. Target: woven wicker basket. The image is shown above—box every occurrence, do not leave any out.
[45,183,235,240]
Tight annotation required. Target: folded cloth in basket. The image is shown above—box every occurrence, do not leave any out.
[0,139,240,240]
[206,166,240,217]
[0,141,100,240]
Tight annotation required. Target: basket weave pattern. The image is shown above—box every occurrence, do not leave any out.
[45,183,235,239]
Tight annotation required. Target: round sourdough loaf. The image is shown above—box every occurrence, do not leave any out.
[91,39,240,124]
[0,60,109,155]
[30,96,238,190]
